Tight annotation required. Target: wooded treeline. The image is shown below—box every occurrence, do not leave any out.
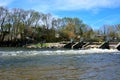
[0,6,120,46]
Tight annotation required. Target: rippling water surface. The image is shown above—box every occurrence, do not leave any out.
[0,48,120,80]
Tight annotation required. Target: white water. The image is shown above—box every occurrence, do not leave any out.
[0,48,119,57]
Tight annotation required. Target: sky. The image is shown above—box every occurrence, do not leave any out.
[0,0,120,29]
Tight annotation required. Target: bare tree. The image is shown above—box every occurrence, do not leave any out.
[0,7,9,41]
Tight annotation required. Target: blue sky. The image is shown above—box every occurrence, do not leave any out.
[0,0,120,29]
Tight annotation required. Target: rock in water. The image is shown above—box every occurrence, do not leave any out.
[64,42,75,49]
[99,41,110,49]
[116,42,120,51]
[72,41,86,49]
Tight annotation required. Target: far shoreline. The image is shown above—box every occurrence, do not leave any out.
[0,42,120,51]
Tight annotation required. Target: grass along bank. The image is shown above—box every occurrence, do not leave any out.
[26,43,65,48]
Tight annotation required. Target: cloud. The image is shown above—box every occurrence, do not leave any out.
[91,14,120,29]
[57,0,120,10]
[29,0,120,12]
[0,0,14,6]
[1,0,120,12]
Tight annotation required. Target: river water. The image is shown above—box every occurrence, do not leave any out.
[0,48,120,80]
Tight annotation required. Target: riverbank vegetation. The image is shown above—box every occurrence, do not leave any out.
[0,6,120,47]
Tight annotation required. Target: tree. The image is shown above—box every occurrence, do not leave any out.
[0,7,9,42]
[82,26,95,41]
[58,17,86,41]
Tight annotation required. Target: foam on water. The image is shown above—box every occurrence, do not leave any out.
[0,48,119,57]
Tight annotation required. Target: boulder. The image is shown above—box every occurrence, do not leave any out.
[72,41,86,49]
[99,41,110,49]
[116,42,120,51]
[64,42,75,49]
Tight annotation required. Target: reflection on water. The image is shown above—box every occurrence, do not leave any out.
[0,48,120,80]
